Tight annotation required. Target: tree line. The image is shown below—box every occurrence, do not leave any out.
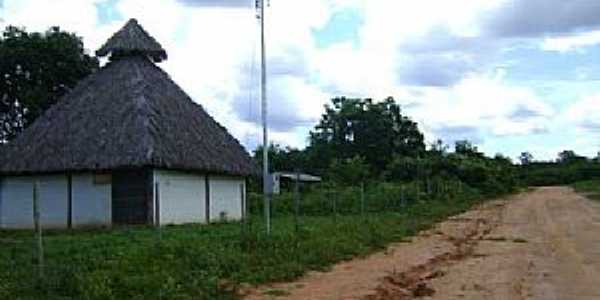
[518,150,600,186]
[254,96,519,197]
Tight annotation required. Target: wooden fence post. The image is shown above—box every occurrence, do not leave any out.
[155,182,161,241]
[401,185,405,208]
[360,181,365,216]
[240,182,248,246]
[33,181,44,278]
[332,186,337,224]
[294,170,300,234]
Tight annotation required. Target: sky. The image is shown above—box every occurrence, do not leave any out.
[1,0,600,161]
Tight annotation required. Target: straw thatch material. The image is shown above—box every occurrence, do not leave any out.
[0,20,257,177]
[97,19,167,62]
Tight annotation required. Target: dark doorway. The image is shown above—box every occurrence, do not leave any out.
[112,169,152,225]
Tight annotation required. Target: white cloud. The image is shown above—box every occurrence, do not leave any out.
[566,94,600,135]
[2,0,598,158]
[406,75,554,145]
[542,30,600,52]
[2,0,117,53]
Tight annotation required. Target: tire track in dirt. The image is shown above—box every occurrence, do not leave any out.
[363,215,497,300]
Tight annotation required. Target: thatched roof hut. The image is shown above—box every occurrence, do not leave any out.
[0,18,257,177]
[0,19,256,228]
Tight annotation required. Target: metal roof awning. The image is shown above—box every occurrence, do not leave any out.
[272,172,322,182]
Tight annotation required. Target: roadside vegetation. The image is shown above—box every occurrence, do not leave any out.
[518,150,600,186]
[572,180,600,201]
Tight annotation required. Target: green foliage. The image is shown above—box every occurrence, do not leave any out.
[519,152,533,165]
[328,156,370,185]
[0,25,98,141]
[384,151,518,197]
[454,140,484,158]
[249,96,521,199]
[252,144,306,173]
[557,150,587,164]
[306,97,425,174]
[520,158,600,186]
[572,179,600,201]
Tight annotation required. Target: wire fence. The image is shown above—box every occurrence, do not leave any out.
[0,178,478,299]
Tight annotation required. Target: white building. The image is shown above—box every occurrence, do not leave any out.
[0,19,257,229]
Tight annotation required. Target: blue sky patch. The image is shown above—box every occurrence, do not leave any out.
[502,45,600,82]
[313,8,362,49]
[95,0,123,25]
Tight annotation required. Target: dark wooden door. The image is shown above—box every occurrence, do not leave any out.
[112,169,151,225]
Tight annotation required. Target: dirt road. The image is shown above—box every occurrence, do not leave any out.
[246,187,600,300]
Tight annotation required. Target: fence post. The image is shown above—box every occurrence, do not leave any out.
[332,185,337,224]
[400,185,405,208]
[240,182,247,245]
[294,170,300,234]
[154,182,161,241]
[360,181,365,216]
[33,181,44,278]
[427,178,431,195]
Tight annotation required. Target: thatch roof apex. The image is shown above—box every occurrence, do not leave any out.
[96,18,167,63]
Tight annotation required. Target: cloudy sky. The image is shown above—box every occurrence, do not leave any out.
[1,0,600,161]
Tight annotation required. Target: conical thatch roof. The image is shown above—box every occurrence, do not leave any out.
[97,19,167,62]
[0,19,257,176]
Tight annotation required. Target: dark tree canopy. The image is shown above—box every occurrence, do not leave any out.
[253,144,307,173]
[519,151,533,165]
[557,150,587,164]
[307,97,425,173]
[0,26,99,141]
[454,140,484,158]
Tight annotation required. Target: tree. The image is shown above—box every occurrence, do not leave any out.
[0,26,98,141]
[557,150,586,164]
[307,97,425,174]
[519,152,533,165]
[328,156,370,186]
[429,139,449,157]
[454,140,483,158]
[253,143,307,173]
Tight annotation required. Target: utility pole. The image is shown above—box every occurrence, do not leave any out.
[258,0,271,235]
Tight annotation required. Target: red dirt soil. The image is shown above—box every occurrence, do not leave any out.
[244,187,600,300]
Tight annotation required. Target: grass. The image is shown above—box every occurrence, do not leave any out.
[0,184,491,300]
[572,180,600,201]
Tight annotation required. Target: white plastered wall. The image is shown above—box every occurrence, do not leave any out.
[209,176,245,222]
[154,170,207,225]
[0,175,69,229]
[0,176,34,229]
[71,174,112,227]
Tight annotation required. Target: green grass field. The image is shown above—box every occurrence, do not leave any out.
[573,180,600,201]
[0,184,488,300]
